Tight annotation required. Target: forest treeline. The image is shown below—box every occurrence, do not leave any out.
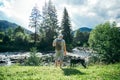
[0,0,90,52]
[0,0,120,64]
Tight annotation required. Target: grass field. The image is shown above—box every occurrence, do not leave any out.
[0,63,120,80]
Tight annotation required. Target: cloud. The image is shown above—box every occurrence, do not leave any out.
[0,0,120,31]
[0,0,37,30]
[54,0,120,29]
[54,0,86,6]
[0,1,4,6]
[0,0,53,31]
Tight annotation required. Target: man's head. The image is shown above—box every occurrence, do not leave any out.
[58,34,63,39]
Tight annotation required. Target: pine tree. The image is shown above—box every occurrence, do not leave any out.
[40,0,59,47]
[61,8,72,44]
[29,5,42,44]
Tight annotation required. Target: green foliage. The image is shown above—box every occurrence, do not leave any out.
[6,28,14,40]
[83,43,88,47]
[29,5,42,44]
[14,26,24,34]
[14,32,24,42]
[88,55,101,65]
[61,8,73,51]
[3,35,10,44]
[66,44,73,52]
[14,32,30,47]
[0,63,120,80]
[25,47,40,66]
[89,21,120,64]
[61,8,73,45]
[13,26,30,46]
[38,0,59,51]
[0,26,32,52]
[73,30,90,46]
[0,32,4,40]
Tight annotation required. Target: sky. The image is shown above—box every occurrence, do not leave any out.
[0,0,120,31]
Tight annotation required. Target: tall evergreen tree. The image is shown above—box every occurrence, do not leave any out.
[61,8,72,44]
[40,0,59,50]
[29,5,42,44]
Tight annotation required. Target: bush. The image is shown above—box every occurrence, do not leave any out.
[89,22,120,64]
[88,55,101,65]
[25,47,40,66]
[66,44,73,52]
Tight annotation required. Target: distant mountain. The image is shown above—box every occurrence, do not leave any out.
[0,20,32,34]
[79,27,92,32]
[72,27,92,37]
[0,20,18,31]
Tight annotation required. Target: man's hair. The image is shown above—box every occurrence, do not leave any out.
[58,34,63,38]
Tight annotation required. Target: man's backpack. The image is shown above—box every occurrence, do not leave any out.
[55,39,62,51]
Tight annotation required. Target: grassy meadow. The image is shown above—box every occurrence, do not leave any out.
[0,63,120,80]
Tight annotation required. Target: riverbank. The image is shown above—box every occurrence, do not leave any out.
[0,48,92,66]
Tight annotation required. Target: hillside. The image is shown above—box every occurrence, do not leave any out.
[72,27,92,36]
[0,63,120,80]
[0,20,32,34]
[0,20,18,31]
[79,27,92,32]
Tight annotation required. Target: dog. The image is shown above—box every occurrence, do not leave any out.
[70,57,87,68]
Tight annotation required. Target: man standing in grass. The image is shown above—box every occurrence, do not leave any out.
[53,34,66,68]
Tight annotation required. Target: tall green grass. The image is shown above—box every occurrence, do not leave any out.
[0,63,120,80]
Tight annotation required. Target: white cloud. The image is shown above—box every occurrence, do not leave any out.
[117,23,120,27]
[0,0,38,30]
[55,0,120,29]
[0,0,120,31]
[0,0,55,31]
